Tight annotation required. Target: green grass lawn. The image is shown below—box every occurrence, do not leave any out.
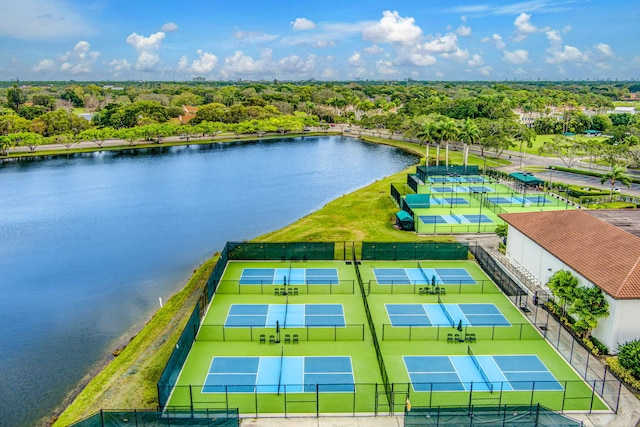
[525,135,608,157]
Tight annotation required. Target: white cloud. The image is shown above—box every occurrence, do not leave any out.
[292,18,316,31]
[126,32,166,51]
[234,31,279,43]
[220,51,266,77]
[161,22,179,32]
[545,29,589,64]
[456,25,472,37]
[277,54,316,74]
[314,40,335,48]
[503,49,529,64]
[547,45,588,64]
[126,31,166,71]
[33,40,99,75]
[441,47,470,62]
[419,33,459,54]
[545,30,562,44]
[448,1,573,16]
[364,45,384,54]
[376,60,398,75]
[362,11,423,45]
[322,68,337,79]
[135,51,161,71]
[482,34,506,50]
[403,53,437,67]
[478,66,492,76]
[33,59,56,72]
[192,51,218,74]
[593,43,614,59]
[349,52,363,65]
[513,13,543,41]
[219,50,317,78]
[109,59,131,74]
[0,0,91,39]
[468,53,484,67]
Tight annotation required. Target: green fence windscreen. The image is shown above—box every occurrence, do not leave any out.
[361,242,469,261]
[405,405,582,427]
[226,242,335,261]
[70,410,240,427]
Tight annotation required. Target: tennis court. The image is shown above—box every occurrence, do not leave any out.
[403,353,563,392]
[225,304,345,328]
[203,355,355,394]
[373,267,476,285]
[486,195,555,205]
[427,176,487,183]
[385,303,510,327]
[429,196,469,206]
[418,214,493,225]
[240,268,339,285]
[430,185,494,193]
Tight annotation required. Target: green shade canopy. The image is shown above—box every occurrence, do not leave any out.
[509,172,544,186]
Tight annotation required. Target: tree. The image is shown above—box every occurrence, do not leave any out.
[540,135,582,168]
[11,131,43,152]
[458,118,480,166]
[570,286,609,339]
[436,118,459,168]
[600,164,632,201]
[547,270,579,316]
[79,127,115,148]
[6,85,27,111]
[618,339,640,379]
[417,121,437,165]
[0,135,13,156]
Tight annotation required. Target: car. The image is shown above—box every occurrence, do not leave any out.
[613,187,621,193]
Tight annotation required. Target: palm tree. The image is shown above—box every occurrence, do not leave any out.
[458,118,480,167]
[600,164,632,201]
[436,118,459,168]
[417,121,437,165]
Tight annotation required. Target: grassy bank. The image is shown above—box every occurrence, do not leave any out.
[53,136,495,425]
[53,256,218,426]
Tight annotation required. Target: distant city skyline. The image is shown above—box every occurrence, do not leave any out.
[1,0,639,81]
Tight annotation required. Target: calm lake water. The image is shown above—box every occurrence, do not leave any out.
[0,136,417,426]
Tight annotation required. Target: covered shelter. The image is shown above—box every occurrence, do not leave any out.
[395,210,414,231]
[509,172,545,192]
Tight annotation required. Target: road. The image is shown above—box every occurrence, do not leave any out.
[5,126,639,198]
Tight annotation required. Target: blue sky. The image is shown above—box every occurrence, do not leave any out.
[1,0,639,81]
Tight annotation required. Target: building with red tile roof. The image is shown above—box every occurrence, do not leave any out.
[500,209,640,352]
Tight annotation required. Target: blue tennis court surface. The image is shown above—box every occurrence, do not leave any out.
[487,195,554,205]
[429,197,470,206]
[225,304,345,327]
[403,355,563,392]
[428,176,487,184]
[418,214,493,225]
[240,268,339,285]
[385,303,510,327]
[203,356,354,393]
[374,267,476,285]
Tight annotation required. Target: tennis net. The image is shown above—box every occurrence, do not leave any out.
[450,209,462,223]
[283,294,289,328]
[468,345,493,393]
[417,261,430,285]
[438,294,455,327]
[278,346,285,395]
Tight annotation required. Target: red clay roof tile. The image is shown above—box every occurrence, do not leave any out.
[500,210,640,299]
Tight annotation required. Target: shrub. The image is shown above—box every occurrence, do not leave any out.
[617,339,640,378]
[607,357,640,390]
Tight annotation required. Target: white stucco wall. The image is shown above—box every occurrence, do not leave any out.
[504,226,640,353]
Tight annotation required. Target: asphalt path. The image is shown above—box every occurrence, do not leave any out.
[5,126,639,198]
